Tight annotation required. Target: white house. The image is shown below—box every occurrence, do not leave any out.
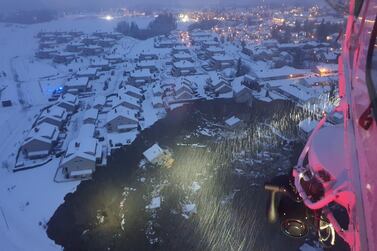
[83,108,99,124]
[143,143,164,164]
[136,60,159,73]
[123,85,143,100]
[76,68,98,80]
[113,94,141,111]
[22,122,59,159]
[105,106,138,132]
[207,74,232,94]
[232,75,254,103]
[225,116,243,129]
[171,61,196,77]
[129,69,153,86]
[64,77,90,93]
[152,86,163,96]
[60,136,102,179]
[152,96,164,108]
[93,95,106,110]
[172,52,193,62]
[210,55,235,70]
[37,105,68,128]
[57,93,79,113]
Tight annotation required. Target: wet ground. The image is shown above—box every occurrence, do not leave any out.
[47,99,321,251]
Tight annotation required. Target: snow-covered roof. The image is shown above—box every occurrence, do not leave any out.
[152,96,163,105]
[123,85,143,96]
[137,60,158,68]
[225,116,241,127]
[206,46,224,53]
[231,75,254,94]
[24,122,58,145]
[114,94,141,109]
[93,95,106,107]
[211,54,234,62]
[76,68,97,76]
[40,105,66,120]
[60,93,78,104]
[62,136,99,164]
[143,143,164,163]
[130,69,152,78]
[106,106,138,124]
[65,77,89,88]
[78,124,95,139]
[90,59,109,67]
[173,52,192,59]
[83,108,99,121]
[173,60,195,69]
[253,66,310,80]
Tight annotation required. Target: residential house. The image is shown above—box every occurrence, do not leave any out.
[105,106,138,132]
[37,105,68,128]
[22,122,59,159]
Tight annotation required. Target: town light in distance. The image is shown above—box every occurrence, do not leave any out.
[103,15,114,21]
[179,14,190,23]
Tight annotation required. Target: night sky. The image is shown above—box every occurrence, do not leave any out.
[0,0,320,12]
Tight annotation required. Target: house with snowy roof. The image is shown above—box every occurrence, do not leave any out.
[129,69,153,86]
[205,46,225,58]
[171,61,196,77]
[225,116,243,129]
[210,55,235,70]
[90,59,111,71]
[93,95,106,110]
[122,85,143,100]
[57,93,79,113]
[97,38,116,48]
[174,82,194,101]
[104,54,124,64]
[76,68,98,80]
[53,52,76,64]
[139,52,159,61]
[201,40,220,49]
[113,94,141,111]
[60,135,102,179]
[136,60,159,73]
[83,108,99,124]
[143,143,164,164]
[66,42,85,52]
[152,96,164,108]
[252,66,309,81]
[207,74,232,94]
[64,77,91,93]
[37,105,68,128]
[232,76,254,103]
[81,45,104,56]
[22,122,59,159]
[172,44,190,54]
[172,52,193,62]
[105,106,138,132]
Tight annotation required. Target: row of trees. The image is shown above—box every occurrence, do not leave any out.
[115,13,177,40]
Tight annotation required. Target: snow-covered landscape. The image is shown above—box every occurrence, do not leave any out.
[0,3,345,250]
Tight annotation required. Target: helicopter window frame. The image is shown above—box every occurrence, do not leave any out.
[354,0,364,16]
[365,14,377,122]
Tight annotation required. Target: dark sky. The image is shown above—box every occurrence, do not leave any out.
[0,0,317,12]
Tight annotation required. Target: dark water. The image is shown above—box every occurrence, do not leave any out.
[47,99,318,251]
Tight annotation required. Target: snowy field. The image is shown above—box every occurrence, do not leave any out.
[0,14,155,251]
